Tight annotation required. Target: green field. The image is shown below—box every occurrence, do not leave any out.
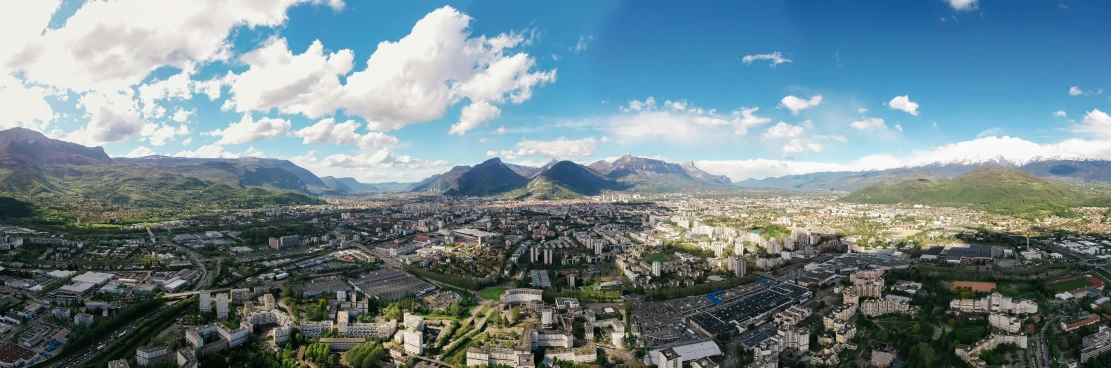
[479,287,507,300]
[1049,278,1096,292]
[647,253,669,262]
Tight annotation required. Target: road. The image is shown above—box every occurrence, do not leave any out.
[42,302,174,368]
[1038,316,1057,368]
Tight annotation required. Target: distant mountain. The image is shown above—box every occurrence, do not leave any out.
[842,167,1096,217]
[411,165,472,193]
[321,177,378,193]
[371,182,419,192]
[116,156,319,192]
[0,129,324,217]
[504,162,543,178]
[588,160,613,173]
[0,127,111,166]
[595,155,732,191]
[443,158,529,196]
[737,157,1111,191]
[519,161,629,199]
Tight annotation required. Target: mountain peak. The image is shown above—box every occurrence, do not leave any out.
[0,127,112,166]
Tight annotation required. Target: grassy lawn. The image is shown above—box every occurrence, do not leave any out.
[479,287,507,301]
[647,253,669,263]
[1049,277,1096,292]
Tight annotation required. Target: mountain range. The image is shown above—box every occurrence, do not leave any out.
[412,155,731,198]
[738,156,1111,191]
[0,128,323,217]
[841,167,1111,217]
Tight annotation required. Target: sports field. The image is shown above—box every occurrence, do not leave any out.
[479,287,507,300]
[647,253,669,263]
[1048,277,1097,292]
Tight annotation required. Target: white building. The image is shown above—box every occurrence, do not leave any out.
[216,293,229,319]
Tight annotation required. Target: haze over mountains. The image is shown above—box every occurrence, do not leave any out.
[8,126,1111,208]
[737,156,1111,191]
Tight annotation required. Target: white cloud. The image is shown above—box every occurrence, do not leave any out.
[141,123,190,146]
[174,144,240,159]
[138,68,195,118]
[243,146,266,158]
[780,138,823,158]
[733,107,772,135]
[698,135,1111,181]
[812,134,847,143]
[573,35,593,53]
[604,98,770,143]
[339,7,555,131]
[895,124,903,132]
[779,95,822,115]
[320,148,448,170]
[9,0,338,92]
[0,74,54,131]
[224,37,353,118]
[124,146,156,158]
[495,126,507,135]
[620,97,656,112]
[888,95,920,116]
[600,136,611,143]
[171,108,194,123]
[850,117,887,132]
[741,52,791,67]
[1083,109,1111,138]
[857,108,868,114]
[1054,110,1067,118]
[944,0,978,11]
[61,89,147,145]
[290,118,399,149]
[487,137,598,160]
[449,100,502,135]
[1069,86,1084,96]
[206,114,291,145]
[762,121,808,140]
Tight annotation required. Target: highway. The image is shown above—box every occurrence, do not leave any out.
[42,302,175,368]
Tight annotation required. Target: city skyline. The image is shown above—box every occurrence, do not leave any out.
[3,0,1111,182]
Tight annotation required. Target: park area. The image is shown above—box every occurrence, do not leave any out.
[479,287,507,300]
[1046,276,1102,293]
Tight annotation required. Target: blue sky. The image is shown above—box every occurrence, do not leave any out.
[2,0,1111,182]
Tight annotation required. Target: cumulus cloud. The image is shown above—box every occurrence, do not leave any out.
[1083,109,1111,138]
[449,100,501,135]
[141,123,190,146]
[290,118,399,149]
[944,0,978,11]
[206,114,291,145]
[741,52,791,67]
[780,138,823,158]
[857,108,868,114]
[487,137,598,160]
[124,146,157,158]
[850,117,887,132]
[0,74,54,130]
[320,148,449,170]
[779,95,822,115]
[8,0,339,92]
[171,108,194,123]
[1069,86,1084,96]
[1054,110,1067,118]
[888,95,920,116]
[604,97,770,143]
[61,89,147,145]
[338,7,555,131]
[762,121,809,140]
[224,37,354,118]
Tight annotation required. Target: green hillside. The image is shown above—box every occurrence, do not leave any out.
[842,167,1097,217]
[443,159,528,196]
[513,161,629,199]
